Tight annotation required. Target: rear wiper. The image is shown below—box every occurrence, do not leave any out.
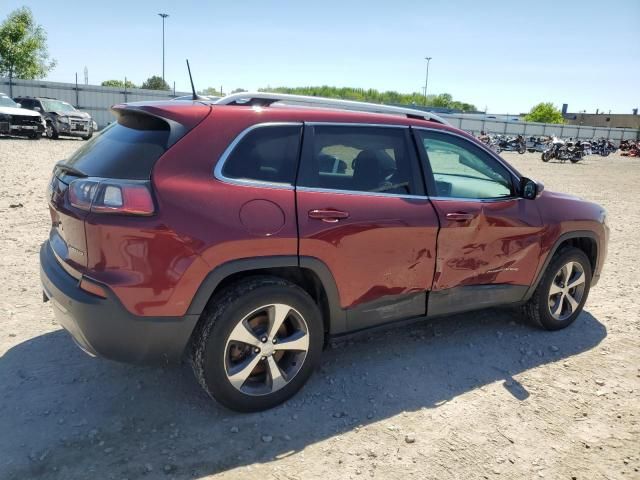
[55,161,88,178]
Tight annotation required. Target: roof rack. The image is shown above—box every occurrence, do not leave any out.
[213,92,449,125]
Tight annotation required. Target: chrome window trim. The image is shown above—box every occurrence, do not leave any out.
[296,186,428,200]
[428,196,521,203]
[212,122,303,190]
[305,122,409,129]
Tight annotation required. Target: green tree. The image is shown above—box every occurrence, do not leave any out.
[101,79,137,88]
[141,75,170,91]
[524,102,564,124]
[230,88,247,94]
[199,86,223,96]
[0,7,56,79]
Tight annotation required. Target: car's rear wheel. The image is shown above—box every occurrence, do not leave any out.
[190,276,323,412]
[522,247,592,330]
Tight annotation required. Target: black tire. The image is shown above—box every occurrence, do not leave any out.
[190,276,324,412]
[522,247,592,330]
[82,132,93,141]
[542,151,551,162]
[28,131,40,140]
[518,145,526,154]
[45,122,58,139]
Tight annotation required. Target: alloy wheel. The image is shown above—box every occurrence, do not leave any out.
[223,304,309,396]
[547,261,587,321]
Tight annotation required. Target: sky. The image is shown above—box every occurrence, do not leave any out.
[2,0,639,114]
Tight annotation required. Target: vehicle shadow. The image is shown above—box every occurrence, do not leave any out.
[0,309,606,479]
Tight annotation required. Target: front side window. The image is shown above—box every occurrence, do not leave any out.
[417,131,513,199]
[298,125,424,196]
[221,125,302,185]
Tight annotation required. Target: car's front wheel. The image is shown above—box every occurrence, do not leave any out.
[190,277,323,412]
[45,121,58,139]
[522,247,592,330]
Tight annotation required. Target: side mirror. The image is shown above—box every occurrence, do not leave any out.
[34,106,41,112]
[520,177,544,200]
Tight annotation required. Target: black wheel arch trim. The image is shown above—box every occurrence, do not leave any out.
[186,255,347,334]
[523,230,599,302]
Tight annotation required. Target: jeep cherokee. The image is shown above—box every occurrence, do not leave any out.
[40,93,608,412]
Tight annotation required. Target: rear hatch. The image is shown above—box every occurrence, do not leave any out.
[47,102,211,277]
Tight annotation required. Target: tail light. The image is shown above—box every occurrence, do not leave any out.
[68,178,155,216]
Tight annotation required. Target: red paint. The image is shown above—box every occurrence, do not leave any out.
[45,102,608,318]
[297,190,439,308]
[429,198,544,290]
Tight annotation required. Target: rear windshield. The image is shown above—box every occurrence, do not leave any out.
[63,112,170,180]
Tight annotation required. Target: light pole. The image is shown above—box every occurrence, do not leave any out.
[158,13,169,83]
[423,56,432,106]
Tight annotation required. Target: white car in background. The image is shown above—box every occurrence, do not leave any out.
[0,93,45,139]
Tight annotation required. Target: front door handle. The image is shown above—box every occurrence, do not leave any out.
[446,212,474,221]
[308,209,350,223]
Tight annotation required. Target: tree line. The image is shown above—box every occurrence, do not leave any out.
[259,86,478,112]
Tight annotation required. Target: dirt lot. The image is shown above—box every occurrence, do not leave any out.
[0,136,638,480]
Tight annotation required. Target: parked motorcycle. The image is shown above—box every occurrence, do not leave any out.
[620,141,640,157]
[497,135,526,154]
[591,138,616,157]
[542,137,583,163]
[527,136,551,153]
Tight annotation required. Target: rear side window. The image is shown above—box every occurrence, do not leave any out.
[297,125,424,196]
[63,112,170,180]
[220,124,302,185]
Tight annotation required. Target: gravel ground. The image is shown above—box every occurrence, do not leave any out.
[0,136,638,480]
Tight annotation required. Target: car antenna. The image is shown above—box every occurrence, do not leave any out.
[186,59,197,100]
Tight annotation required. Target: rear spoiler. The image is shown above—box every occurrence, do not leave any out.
[111,102,211,148]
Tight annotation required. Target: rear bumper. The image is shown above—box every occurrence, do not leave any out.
[39,241,199,364]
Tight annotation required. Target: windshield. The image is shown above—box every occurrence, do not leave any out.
[0,96,18,108]
[41,99,76,113]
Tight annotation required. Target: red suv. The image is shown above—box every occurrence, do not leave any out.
[40,93,608,412]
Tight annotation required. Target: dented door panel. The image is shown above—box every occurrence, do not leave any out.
[430,198,544,291]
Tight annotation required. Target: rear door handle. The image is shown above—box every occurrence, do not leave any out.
[446,212,474,221]
[308,209,350,223]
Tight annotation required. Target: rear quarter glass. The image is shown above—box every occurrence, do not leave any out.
[61,112,171,180]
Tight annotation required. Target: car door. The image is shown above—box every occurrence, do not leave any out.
[296,123,439,333]
[413,128,544,316]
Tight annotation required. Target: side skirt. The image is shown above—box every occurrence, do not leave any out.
[427,284,528,318]
[330,284,527,341]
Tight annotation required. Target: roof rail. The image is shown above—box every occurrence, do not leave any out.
[213,92,449,125]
